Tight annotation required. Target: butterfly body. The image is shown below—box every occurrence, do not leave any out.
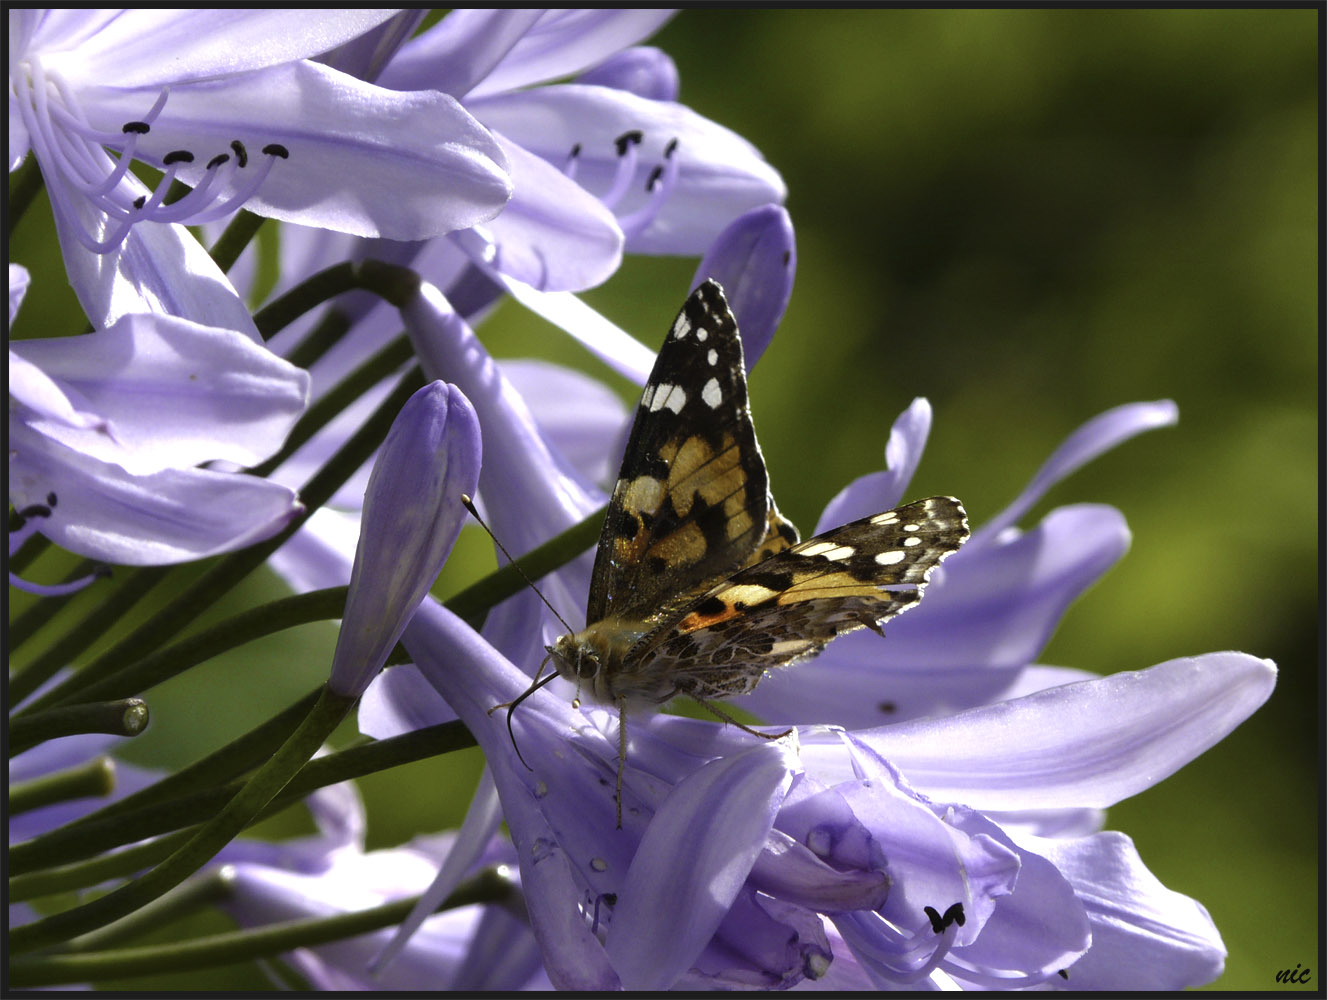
[540,281,970,789]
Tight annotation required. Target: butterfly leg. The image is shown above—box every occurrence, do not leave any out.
[691,695,793,742]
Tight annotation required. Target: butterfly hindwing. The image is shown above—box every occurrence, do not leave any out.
[625,496,969,700]
[587,280,783,623]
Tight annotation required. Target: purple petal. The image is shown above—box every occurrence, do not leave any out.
[53,192,259,334]
[680,889,832,989]
[51,10,404,86]
[606,739,797,990]
[466,11,678,98]
[469,83,785,255]
[8,351,107,432]
[693,204,796,370]
[376,10,544,96]
[359,664,458,739]
[463,131,623,291]
[329,382,482,697]
[743,504,1131,726]
[12,313,309,475]
[499,359,628,488]
[88,61,512,240]
[9,263,30,324]
[9,420,302,564]
[1021,830,1225,989]
[578,46,680,101]
[855,653,1276,810]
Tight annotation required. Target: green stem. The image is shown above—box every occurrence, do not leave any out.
[9,566,170,707]
[208,210,266,274]
[11,720,474,880]
[9,832,191,905]
[10,700,148,756]
[55,590,346,707]
[10,686,356,952]
[6,530,51,576]
[248,334,415,480]
[7,155,43,236]
[8,558,102,651]
[65,867,239,952]
[9,868,518,988]
[9,757,115,816]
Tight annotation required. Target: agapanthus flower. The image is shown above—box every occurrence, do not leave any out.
[217,777,550,991]
[9,9,512,326]
[309,9,785,300]
[7,264,309,570]
[367,596,1272,990]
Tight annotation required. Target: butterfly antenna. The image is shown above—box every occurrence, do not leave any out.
[460,495,577,635]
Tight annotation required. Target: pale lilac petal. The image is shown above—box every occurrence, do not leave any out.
[359,664,458,739]
[9,97,30,169]
[466,10,678,98]
[328,382,482,697]
[1018,830,1225,989]
[9,420,301,564]
[745,505,1128,726]
[268,507,358,593]
[84,61,512,240]
[748,828,890,913]
[496,277,655,384]
[693,203,796,370]
[815,399,932,532]
[942,809,1090,982]
[854,653,1277,810]
[376,9,544,96]
[12,314,309,475]
[469,84,785,254]
[316,11,425,83]
[606,739,798,990]
[500,358,628,488]
[48,10,403,86]
[55,195,259,334]
[578,46,680,101]
[463,131,623,291]
[680,889,832,989]
[8,351,107,432]
[974,400,1179,543]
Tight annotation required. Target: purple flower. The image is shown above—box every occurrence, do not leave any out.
[8,265,309,568]
[370,597,1272,990]
[327,381,482,698]
[372,10,786,293]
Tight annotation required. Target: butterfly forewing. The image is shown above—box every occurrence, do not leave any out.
[586,280,785,624]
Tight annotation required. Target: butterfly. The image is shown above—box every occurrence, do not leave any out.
[510,279,968,826]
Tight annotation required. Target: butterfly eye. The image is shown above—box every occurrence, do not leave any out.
[574,647,601,680]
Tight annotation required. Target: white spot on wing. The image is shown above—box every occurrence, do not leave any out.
[871,512,900,525]
[649,383,687,413]
[874,550,905,565]
[702,377,722,409]
[707,349,718,366]
[903,536,921,546]
[673,317,691,340]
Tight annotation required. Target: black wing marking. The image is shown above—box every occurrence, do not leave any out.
[587,279,782,623]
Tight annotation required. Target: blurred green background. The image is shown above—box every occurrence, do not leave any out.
[9,9,1317,991]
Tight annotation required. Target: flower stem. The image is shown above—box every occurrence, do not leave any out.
[207,209,266,274]
[252,258,420,340]
[11,719,474,881]
[9,566,170,708]
[10,832,190,904]
[9,686,356,953]
[9,757,115,816]
[8,557,103,651]
[9,699,148,756]
[9,867,518,988]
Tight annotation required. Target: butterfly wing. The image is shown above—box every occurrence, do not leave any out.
[624,496,970,701]
[587,279,793,624]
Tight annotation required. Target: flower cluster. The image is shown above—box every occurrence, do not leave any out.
[8,9,1276,993]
